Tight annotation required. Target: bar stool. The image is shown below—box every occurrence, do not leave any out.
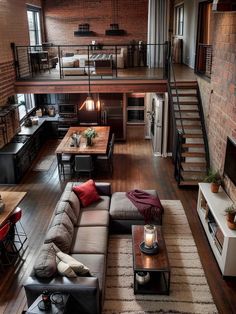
[8,207,27,254]
[57,153,74,180]
[0,221,12,268]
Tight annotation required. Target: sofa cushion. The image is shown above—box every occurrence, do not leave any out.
[44,224,73,253]
[71,226,108,255]
[33,243,59,278]
[110,190,157,220]
[57,260,77,278]
[60,191,81,219]
[72,179,101,207]
[71,254,105,293]
[78,210,109,227]
[56,251,90,274]
[55,201,77,225]
[50,212,74,235]
[83,196,110,211]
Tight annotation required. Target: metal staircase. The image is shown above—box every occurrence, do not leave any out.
[168,73,210,186]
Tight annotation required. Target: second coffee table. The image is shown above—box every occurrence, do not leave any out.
[132,225,171,295]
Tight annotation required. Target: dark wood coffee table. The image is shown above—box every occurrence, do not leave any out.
[132,225,170,295]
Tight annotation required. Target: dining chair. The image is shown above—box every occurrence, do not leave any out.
[0,221,12,268]
[96,133,115,175]
[74,155,94,178]
[8,207,27,255]
[57,153,74,180]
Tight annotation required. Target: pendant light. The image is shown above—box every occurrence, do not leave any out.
[85,63,95,111]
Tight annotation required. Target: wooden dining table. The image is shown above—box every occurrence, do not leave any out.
[0,191,27,226]
[55,126,110,155]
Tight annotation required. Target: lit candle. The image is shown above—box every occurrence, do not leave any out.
[144,225,156,249]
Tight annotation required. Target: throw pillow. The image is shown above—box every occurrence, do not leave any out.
[57,260,77,278]
[44,224,73,253]
[56,251,90,274]
[34,243,59,278]
[72,179,101,207]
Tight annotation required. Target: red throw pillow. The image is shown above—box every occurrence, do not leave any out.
[72,180,101,207]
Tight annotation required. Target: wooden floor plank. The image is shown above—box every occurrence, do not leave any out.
[0,126,235,314]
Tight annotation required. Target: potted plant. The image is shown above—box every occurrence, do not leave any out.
[83,127,97,146]
[225,205,236,230]
[204,170,222,193]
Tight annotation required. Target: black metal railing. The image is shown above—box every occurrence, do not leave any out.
[196,43,213,78]
[168,54,184,172]
[11,42,171,81]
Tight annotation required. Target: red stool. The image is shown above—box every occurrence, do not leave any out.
[0,221,12,267]
[9,207,27,254]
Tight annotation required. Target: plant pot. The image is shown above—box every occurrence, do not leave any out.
[227,220,236,230]
[211,182,220,193]
[86,137,92,146]
[226,212,236,223]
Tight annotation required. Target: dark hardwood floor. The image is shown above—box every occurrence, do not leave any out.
[0,126,235,314]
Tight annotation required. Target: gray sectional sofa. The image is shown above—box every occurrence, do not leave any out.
[24,182,161,314]
[24,182,111,314]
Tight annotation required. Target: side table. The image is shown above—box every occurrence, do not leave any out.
[132,225,171,295]
[26,294,69,314]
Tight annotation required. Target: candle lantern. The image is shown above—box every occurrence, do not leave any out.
[144,225,156,249]
[140,224,159,255]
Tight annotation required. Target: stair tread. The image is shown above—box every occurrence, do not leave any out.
[182,152,206,157]
[180,125,202,129]
[176,117,200,120]
[181,161,206,166]
[179,180,199,186]
[175,109,199,112]
[182,143,204,147]
[172,93,197,97]
[183,134,203,138]
[173,101,199,104]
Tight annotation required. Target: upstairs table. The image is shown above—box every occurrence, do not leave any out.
[55,126,110,155]
[0,191,27,226]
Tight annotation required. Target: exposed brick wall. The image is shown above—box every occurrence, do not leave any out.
[0,0,42,108]
[43,0,148,45]
[198,12,236,201]
[0,61,16,106]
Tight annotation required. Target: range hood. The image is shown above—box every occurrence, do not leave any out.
[212,0,236,12]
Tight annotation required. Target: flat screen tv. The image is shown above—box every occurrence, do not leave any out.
[223,137,236,186]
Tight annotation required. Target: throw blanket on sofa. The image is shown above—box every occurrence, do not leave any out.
[126,189,164,223]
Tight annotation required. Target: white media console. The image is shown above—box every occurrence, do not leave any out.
[197,183,236,276]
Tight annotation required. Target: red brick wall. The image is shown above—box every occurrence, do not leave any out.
[198,12,236,200]
[0,0,42,106]
[43,0,148,45]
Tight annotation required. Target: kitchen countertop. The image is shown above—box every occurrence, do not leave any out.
[0,115,59,154]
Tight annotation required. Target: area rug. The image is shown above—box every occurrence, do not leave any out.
[102,200,218,314]
[34,155,55,171]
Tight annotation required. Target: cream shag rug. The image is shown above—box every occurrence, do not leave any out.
[103,200,218,314]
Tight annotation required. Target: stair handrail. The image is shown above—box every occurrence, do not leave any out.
[174,129,184,185]
[196,85,210,170]
[168,55,184,134]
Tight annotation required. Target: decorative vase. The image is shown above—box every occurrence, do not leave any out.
[86,137,92,146]
[211,183,220,193]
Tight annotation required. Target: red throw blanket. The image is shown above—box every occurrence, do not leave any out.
[126,189,164,223]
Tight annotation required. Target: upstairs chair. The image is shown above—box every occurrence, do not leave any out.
[57,153,74,180]
[0,221,12,268]
[74,155,94,179]
[96,133,115,175]
[8,207,27,255]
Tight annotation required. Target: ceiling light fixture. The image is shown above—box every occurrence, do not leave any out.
[105,0,126,35]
